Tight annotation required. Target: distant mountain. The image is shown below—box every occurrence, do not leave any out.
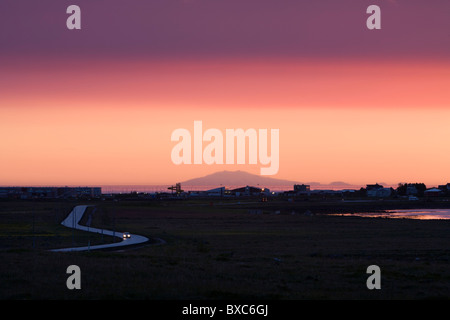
[329,181,352,186]
[180,170,300,187]
[178,170,361,190]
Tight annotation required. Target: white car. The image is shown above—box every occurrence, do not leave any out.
[123,232,131,240]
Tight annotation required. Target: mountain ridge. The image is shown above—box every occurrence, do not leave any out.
[179,170,356,188]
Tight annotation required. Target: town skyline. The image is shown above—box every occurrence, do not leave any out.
[1,169,448,193]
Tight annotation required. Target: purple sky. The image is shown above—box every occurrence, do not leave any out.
[1,0,449,60]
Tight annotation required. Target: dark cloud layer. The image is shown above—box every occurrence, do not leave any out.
[1,0,449,59]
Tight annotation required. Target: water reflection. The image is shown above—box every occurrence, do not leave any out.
[334,209,450,220]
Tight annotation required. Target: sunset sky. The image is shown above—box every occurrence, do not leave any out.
[1,0,449,188]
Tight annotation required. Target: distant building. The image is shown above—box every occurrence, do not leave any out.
[204,187,226,197]
[0,186,101,199]
[310,189,342,196]
[424,188,442,197]
[366,184,391,198]
[294,184,310,195]
[57,187,102,198]
[231,186,262,196]
[366,184,382,197]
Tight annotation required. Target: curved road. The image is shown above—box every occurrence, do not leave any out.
[50,205,150,252]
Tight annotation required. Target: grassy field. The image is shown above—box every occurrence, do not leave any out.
[2,198,450,300]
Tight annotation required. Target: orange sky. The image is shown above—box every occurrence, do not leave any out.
[1,58,449,187]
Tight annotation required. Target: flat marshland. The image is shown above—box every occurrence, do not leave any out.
[1,199,450,299]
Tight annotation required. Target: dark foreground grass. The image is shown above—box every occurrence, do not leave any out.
[1,199,450,299]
